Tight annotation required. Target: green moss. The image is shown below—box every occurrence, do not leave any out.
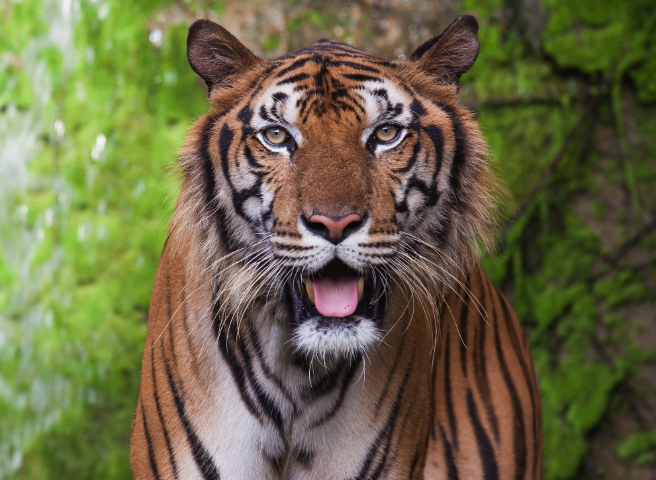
[618,432,656,465]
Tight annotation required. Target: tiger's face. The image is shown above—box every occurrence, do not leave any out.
[180,17,499,359]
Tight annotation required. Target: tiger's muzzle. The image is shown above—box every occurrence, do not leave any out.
[286,258,388,358]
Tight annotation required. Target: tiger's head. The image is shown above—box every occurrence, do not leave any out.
[175,16,500,360]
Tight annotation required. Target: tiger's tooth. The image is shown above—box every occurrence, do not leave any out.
[358,277,365,301]
[304,279,315,305]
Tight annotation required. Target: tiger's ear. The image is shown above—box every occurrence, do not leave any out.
[187,20,259,92]
[409,15,479,85]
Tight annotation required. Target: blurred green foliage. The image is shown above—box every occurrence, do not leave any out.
[1,0,655,478]
[1,0,207,477]
[618,431,656,465]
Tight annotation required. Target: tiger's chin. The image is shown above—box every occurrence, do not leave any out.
[287,260,387,359]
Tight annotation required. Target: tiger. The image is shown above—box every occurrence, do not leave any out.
[131,15,543,480]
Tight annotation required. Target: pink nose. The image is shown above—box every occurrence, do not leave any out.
[305,213,363,244]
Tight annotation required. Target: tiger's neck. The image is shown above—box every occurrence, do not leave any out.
[211,275,435,478]
[136,242,435,479]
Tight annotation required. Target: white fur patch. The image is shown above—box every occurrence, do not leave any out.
[292,317,381,360]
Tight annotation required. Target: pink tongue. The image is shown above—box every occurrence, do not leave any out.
[311,276,359,318]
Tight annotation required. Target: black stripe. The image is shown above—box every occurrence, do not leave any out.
[215,309,263,422]
[439,424,460,480]
[330,60,382,73]
[310,357,362,427]
[409,449,422,479]
[396,175,436,216]
[355,350,415,479]
[219,123,262,222]
[360,251,398,260]
[293,446,314,469]
[260,185,279,227]
[428,212,451,245]
[237,104,253,124]
[301,97,321,124]
[443,335,459,450]
[335,92,367,116]
[258,104,273,122]
[237,103,255,140]
[312,54,329,86]
[302,360,347,402]
[145,264,177,478]
[374,338,405,416]
[273,243,315,251]
[390,102,403,117]
[162,340,221,479]
[198,115,238,253]
[247,321,296,408]
[394,125,442,217]
[410,98,427,118]
[331,99,362,122]
[141,400,162,480]
[272,91,289,102]
[277,72,310,85]
[296,96,310,117]
[341,73,384,83]
[287,44,372,57]
[422,124,445,184]
[467,389,499,480]
[151,346,179,478]
[317,42,367,54]
[252,380,285,435]
[361,241,397,249]
[329,52,390,64]
[275,56,313,77]
[242,65,276,101]
[458,285,470,378]
[234,324,285,435]
[474,277,500,441]
[432,101,466,202]
[393,140,421,174]
[214,203,239,253]
[492,286,529,480]
[372,88,389,101]
[243,144,266,172]
[496,285,539,430]
[200,115,219,216]
[216,307,288,439]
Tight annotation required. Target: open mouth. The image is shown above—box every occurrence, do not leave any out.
[288,260,386,326]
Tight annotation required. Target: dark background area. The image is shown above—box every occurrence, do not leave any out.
[1,0,655,478]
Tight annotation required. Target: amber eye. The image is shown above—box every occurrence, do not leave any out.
[263,126,289,145]
[374,124,400,143]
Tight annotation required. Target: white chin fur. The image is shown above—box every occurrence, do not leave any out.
[292,317,381,359]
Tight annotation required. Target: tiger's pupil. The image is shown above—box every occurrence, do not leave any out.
[375,125,399,143]
[264,127,287,145]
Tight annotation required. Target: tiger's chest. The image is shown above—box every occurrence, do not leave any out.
[172,331,431,480]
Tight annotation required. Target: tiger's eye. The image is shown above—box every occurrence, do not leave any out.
[264,126,288,145]
[374,124,399,143]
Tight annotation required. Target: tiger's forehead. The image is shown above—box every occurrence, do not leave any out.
[249,44,414,142]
